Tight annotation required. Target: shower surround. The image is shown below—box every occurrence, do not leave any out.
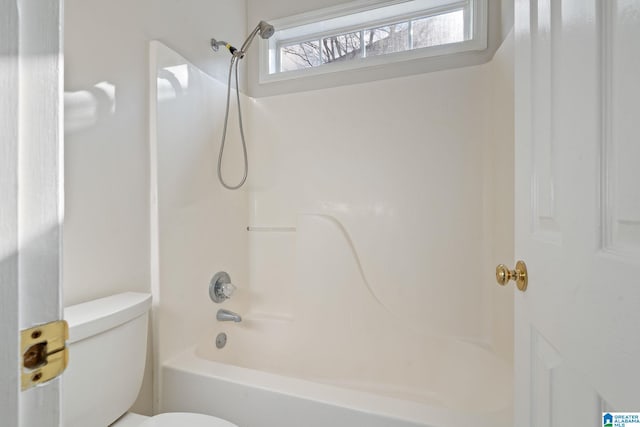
[151,28,514,425]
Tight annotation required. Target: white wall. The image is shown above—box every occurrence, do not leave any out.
[64,0,247,415]
[64,0,246,306]
[500,0,515,40]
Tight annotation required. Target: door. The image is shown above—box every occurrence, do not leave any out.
[0,1,64,426]
[514,0,640,425]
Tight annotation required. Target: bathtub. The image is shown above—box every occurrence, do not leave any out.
[160,319,512,427]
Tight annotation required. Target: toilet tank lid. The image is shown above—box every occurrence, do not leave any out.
[64,292,152,344]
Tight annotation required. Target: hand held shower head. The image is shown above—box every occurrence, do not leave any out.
[210,20,275,190]
[239,20,275,55]
[258,21,275,39]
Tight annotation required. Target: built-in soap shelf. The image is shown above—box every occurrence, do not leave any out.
[246,226,296,232]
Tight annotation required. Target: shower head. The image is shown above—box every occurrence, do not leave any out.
[238,20,275,56]
[258,21,275,39]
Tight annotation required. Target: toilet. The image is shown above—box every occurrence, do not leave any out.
[62,292,236,427]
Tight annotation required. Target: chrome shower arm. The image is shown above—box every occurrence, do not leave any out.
[210,39,228,51]
[211,39,241,56]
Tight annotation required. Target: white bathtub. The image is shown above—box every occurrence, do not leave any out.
[160,321,512,427]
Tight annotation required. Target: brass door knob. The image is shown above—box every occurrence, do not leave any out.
[495,260,528,291]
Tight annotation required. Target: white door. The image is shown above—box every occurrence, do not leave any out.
[0,1,64,426]
[514,0,640,425]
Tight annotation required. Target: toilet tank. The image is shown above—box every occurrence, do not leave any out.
[62,292,152,427]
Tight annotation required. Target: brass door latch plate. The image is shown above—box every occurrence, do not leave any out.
[21,320,69,391]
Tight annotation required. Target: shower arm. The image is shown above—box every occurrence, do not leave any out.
[210,39,240,56]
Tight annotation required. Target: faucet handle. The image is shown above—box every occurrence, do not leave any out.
[219,281,236,299]
[209,271,236,303]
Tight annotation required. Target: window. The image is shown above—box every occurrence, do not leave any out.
[260,0,487,83]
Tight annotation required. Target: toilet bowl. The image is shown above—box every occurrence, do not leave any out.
[111,412,237,427]
[138,413,238,427]
[62,292,237,427]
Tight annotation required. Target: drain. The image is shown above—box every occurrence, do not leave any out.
[216,332,227,349]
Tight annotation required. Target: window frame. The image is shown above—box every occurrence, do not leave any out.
[258,0,487,84]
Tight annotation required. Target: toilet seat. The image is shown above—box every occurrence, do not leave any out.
[139,412,238,427]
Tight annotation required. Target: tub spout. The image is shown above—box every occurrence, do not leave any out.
[217,309,242,323]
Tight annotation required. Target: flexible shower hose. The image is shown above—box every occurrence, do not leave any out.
[217,54,248,190]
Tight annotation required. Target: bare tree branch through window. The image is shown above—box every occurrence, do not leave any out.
[279,8,466,72]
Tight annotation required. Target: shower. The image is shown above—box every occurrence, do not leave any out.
[211,21,275,190]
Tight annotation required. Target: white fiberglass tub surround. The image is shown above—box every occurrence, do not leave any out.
[160,215,512,427]
[152,34,515,427]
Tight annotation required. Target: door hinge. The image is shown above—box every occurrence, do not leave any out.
[20,320,69,391]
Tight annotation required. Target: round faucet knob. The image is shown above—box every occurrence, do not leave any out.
[209,271,236,303]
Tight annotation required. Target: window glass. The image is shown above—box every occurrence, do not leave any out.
[322,31,363,63]
[280,40,322,72]
[364,23,410,57]
[412,9,466,49]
